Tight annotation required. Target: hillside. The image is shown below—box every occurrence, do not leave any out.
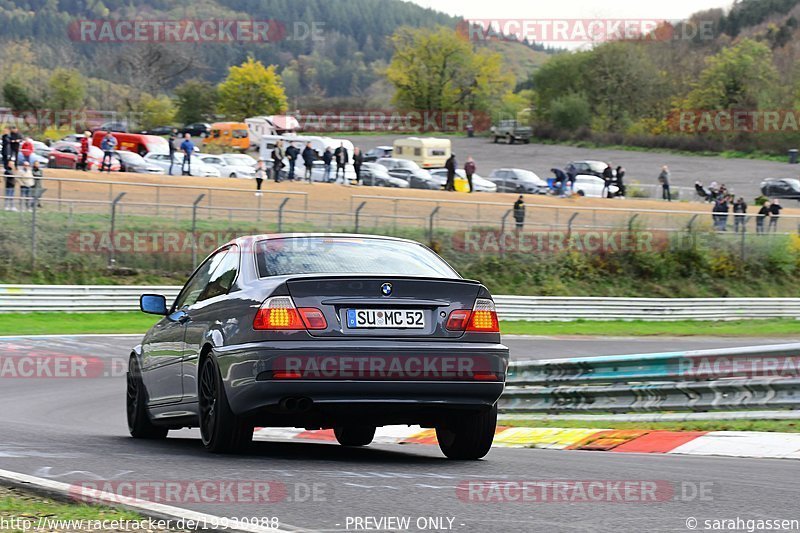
[0,0,552,109]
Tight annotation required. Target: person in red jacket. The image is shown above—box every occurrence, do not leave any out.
[19,137,34,166]
[78,131,91,171]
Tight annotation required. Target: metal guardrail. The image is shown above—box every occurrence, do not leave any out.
[0,285,182,312]
[501,344,800,414]
[2,285,800,319]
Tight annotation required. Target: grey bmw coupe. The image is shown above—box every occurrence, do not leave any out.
[128,234,509,459]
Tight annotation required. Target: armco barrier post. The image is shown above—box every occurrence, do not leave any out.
[277,197,290,233]
[500,209,513,257]
[191,193,206,268]
[354,201,367,233]
[108,192,126,268]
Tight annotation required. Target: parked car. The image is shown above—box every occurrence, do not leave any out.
[181,123,212,137]
[375,158,441,190]
[31,140,52,158]
[760,178,800,201]
[429,169,497,193]
[363,146,393,162]
[94,121,128,133]
[60,134,84,143]
[143,152,221,177]
[487,168,547,193]
[200,154,257,178]
[572,175,619,198]
[48,141,120,171]
[360,162,410,188]
[139,126,174,136]
[113,151,165,174]
[566,160,607,180]
[490,120,532,144]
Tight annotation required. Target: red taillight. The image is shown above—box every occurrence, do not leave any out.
[298,308,327,330]
[446,309,472,331]
[446,299,500,333]
[273,371,302,379]
[254,296,302,330]
[466,299,500,333]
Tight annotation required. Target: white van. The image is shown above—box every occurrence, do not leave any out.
[392,137,451,169]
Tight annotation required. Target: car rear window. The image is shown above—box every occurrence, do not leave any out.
[255,237,457,278]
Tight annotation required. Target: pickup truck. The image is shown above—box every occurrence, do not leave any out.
[490,120,532,144]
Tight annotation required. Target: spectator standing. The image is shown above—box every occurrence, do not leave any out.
[513,195,525,230]
[254,160,266,196]
[445,153,457,192]
[756,200,770,234]
[271,141,285,182]
[100,132,117,172]
[602,163,614,198]
[302,142,316,183]
[17,161,34,211]
[464,156,476,193]
[168,129,178,175]
[8,127,21,169]
[179,133,194,176]
[4,166,15,211]
[733,197,747,233]
[19,137,33,166]
[285,142,299,181]
[616,165,626,197]
[322,147,333,182]
[658,165,671,201]
[32,161,43,208]
[334,143,349,182]
[79,131,91,171]
[353,147,364,185]
[769,199,782,232]
[712,195,729,231]
[1,128,10,170]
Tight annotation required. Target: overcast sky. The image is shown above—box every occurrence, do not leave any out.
[407,0,734,20]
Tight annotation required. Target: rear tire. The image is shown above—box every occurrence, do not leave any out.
[127,357,168,439]
[199,354,253,454]
[334,425,376,447]
[436,405,497,460]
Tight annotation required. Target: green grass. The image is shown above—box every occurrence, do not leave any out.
[0,312,158,336]
[500,319,800,337]
[0,312,797,337]
[499,417,800,433]
[0,486,150,533]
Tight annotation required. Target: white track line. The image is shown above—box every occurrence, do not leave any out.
[0,468,306,533]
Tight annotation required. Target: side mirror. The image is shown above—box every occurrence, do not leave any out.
[140,294,168,315]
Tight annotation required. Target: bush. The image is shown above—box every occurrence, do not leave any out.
[548,93,591,131]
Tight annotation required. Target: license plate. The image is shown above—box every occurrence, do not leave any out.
[346,309,425,329]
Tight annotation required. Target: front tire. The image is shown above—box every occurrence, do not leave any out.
[436,405,497,460]
[199,354,253,454]
[127,357,168,439]
[334,426,376,447]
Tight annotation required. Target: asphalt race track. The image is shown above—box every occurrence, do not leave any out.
[1,335,799,532]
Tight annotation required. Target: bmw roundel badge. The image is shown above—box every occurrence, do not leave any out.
[380,283,393,296]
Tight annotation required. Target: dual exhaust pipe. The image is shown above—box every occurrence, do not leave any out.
[279,396,313,412]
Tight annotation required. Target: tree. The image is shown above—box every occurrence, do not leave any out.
[216,58,288,121]
[174,79,217,125]
[134,94,176,131]
[2,79,34,112]
[683,38,778,110]
[385,26,513,113]
[48,68,86,112]
[549,93,591,130]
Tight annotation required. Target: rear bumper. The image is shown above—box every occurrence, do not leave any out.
[214,340,509,426]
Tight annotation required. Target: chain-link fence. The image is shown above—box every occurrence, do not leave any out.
[1,175,798,283]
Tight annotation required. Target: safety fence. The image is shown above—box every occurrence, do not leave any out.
[501,343,800,415]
